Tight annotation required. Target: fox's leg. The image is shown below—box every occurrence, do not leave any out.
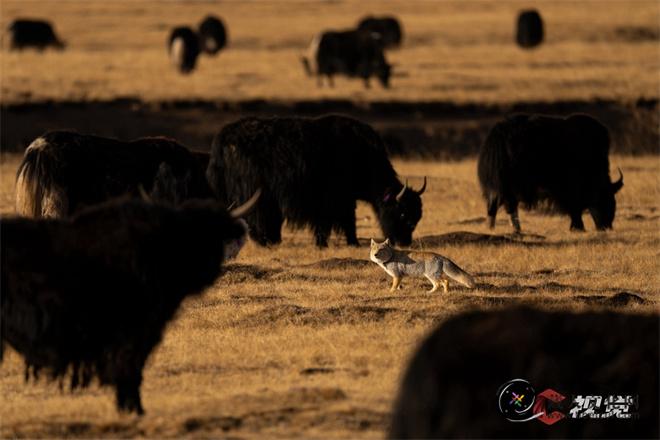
[440,279,449,293]
[390,276,401,292]
[425,275,439,293]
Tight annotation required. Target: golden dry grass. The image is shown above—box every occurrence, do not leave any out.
[0,1,659,437]
[1,0,659,104]
[0,153,658,438]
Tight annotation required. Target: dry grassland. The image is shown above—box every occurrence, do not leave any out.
[0,153,658,438]
[1,0,659,104]
[0,0,658,437]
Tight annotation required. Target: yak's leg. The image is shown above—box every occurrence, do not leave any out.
[328,75,334,88]
[249,194,283,246]
[570,211,585,232]
[344,226,359,246]
[341,205,359,246]
[314,223,332,248]
[363,77,371,88]
[486,194,499,229]
[115,371,144,415]
[504,198,521,233]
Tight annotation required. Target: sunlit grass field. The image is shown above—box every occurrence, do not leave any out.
[0,0,658,437]
[1,153,657,438]
[1,0,658,104]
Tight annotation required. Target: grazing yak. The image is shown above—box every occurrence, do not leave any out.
[0,194,258,415]
[207,114,426,247]
[198,15,227,55]
[477,113,623,232]
[357,15,403,48]
[389,307,659,439]
[8,19,65,50]
[15,130,212,218]
[168,26,200,73]
[516,9,544,48]
[302,29,391,88]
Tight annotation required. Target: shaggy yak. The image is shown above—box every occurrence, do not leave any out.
[516,9,544,48]
[301,29,392,88]
[8,19,65,50]
[0,193,259,415]
[168,26,201,73]
[198,15,227,55]
[16,130,212,218]
[477,113,623,232]
[207,114,426,247]
[390,307,659,439]
[357,15,403,48]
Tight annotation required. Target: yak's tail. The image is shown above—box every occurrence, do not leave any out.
[15,137,68,218]
[301,56,313,76]
[443,259,476,288]
[301,34,320,76]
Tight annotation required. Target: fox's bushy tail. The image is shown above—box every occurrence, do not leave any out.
[443,260,476,288]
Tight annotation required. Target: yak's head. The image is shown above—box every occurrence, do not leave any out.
[590,168,624,230]
[151,161,214,205]
[151,162,192,205]
[142,180,260,263]
[378,177,426,246]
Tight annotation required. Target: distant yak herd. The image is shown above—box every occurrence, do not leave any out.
[168,15,227,74]
[8,8,544,80]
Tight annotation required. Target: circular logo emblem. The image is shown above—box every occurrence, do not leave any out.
[497,379,537,421]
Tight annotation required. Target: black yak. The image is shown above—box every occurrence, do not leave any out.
[198,15,227,55]
[15,130,212,218]
[301,30,391,88]
[207,114,426,248]
[357,15,403,48]
[389,307,659,439]
[516,9,544,48]
[477,113,623,232]
[8,19,65,50]
[0,194,258,415]
[168,26,200,73]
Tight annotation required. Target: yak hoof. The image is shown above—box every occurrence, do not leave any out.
[487,216,496,229]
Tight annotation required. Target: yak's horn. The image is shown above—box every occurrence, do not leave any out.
[395,180,408,202]
[230,189,261,218]
[416,176,427,195]
[138,185,152,203]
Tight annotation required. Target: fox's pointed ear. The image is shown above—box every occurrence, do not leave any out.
[370,238,376,245]
[384,238,390,245]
